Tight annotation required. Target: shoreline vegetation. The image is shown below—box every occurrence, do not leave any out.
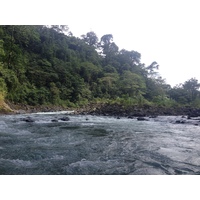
[1,25,200,115]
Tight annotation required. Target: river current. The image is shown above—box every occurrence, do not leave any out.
[0,112,200,175]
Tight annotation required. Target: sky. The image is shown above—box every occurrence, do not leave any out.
[2,0,200,87]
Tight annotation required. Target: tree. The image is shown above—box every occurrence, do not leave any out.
[168,79,200,105]
[0,41,7,100]
[120,71,146,98]
[51,25,70,34]
[0,77,7,98]
[98,72,119,98]
[168,86,190,104]
[99,34,114,55]
[144,76,170,102]
[81,31,99,47]
[80,62,101,84]
[115,49,141,75]
[182,78,200,102]
[145,61,159,78]
[120,49,141,65]
[49,82,60,104]
[98,34,119,68]
[0,39,5,58]
[100,34,113,47]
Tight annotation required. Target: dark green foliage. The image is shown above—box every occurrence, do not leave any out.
[0,25,200,108]
[168,78,200,106]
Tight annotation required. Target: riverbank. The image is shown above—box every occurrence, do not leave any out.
[1,101,200,118]
[0,100,14,114]
[76,103,200,118]
[3,101,74,114]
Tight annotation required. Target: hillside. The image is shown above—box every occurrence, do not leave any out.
[0,25,200,112]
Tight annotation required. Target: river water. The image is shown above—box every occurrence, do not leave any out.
[0,112,200,175]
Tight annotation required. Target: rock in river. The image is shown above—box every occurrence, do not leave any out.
[137,117,148,121]
[59,116,70,121]
[21,117,35,123]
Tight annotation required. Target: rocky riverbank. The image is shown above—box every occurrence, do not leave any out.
[76,103,200,118]
[2,101,200,118]
[76,103,200,126]
[2,101,74,114]
[2,101,200,126]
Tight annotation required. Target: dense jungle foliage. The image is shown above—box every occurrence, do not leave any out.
[0,25,200,108]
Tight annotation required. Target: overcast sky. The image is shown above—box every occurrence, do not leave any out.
[2,0,200,87]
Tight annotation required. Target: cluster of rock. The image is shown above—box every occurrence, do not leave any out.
[77,103,200,118]
[20,116,70,123]
[174,115,200,126]
[3,101,200,126]
[5,101,200,118]
[10,102,200,126]
[76,103,200,126]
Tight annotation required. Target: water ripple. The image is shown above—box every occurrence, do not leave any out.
[0,114,200,174]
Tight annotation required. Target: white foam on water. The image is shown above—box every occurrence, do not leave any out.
[33,110,75,115]
[80,123,94,126]
[51,155,64,160]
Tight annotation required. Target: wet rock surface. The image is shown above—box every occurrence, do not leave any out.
[21,117,35,123]
[59,117,70,121]
[137,117,148,121]
[77,103,200,118]
[75,103,200,126]
[4,102,200,125]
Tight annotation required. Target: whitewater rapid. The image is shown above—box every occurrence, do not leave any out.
[0,112,200,174]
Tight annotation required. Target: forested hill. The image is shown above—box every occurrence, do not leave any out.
[0,25,200,110]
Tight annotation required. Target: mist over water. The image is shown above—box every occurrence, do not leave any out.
[0,112,200,175]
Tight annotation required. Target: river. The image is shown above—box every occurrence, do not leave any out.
[0,112,200,175]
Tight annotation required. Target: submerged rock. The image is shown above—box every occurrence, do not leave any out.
[127,116,134,119]
[21,117,35,122]
[51,119,58,122]
[137,117,148,121]
[149,115,158,118]
[175,120,185,124]
[59,116,70,121]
